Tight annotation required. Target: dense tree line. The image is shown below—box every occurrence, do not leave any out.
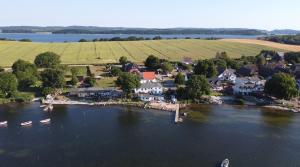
[260,35,300,45]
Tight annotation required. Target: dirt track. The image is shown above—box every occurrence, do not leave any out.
[221,39,300,52]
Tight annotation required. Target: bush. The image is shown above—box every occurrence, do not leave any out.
[13,92,34,103]
[41,87,56,97]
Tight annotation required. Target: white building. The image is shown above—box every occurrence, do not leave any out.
[232,77,266,95]
[218,69,237,83]
[138,94,165,102]
[134,82,163,95]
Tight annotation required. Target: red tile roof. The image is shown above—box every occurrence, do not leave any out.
[142,72,156,80]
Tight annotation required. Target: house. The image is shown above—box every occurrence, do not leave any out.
[134,82,163,95]
[138,93,165,102]
[68,87,122,100]
[238,64,258,76]
[217,69,236,83]
[123,63,140,74]
[232,77,266,95]
[141,72,157,83]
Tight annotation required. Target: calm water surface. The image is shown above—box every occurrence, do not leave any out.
[0,103,299,167]
[0,33,262,42]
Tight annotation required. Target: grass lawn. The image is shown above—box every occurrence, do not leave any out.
[65,66,88,76]
[95,77,117,88]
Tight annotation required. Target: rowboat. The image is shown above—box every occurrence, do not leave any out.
[40,118,51,124]
[221,159,229,167]
[0,121,8,126]
[21,121,32,126]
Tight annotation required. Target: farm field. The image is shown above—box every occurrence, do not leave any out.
[221,39,300,52]
[0,39,285,67]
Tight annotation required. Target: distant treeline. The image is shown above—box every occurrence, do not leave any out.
[0,38,32,42]
[260,35,300,45]
[78,36,221,42]
[53,28,265,35]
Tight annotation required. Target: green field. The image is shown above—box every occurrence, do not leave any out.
[0,39,283,67]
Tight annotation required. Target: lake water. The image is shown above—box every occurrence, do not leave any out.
[0,103,299,167]
[0,33,262,42]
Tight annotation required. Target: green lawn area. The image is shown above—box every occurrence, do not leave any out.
[95,77,117,88]
[65,66,88,76]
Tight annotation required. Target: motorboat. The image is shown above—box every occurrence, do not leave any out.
[221,159,229,167]
[0,121,8,126]
[40,118,51,124]
[21,121,32,126]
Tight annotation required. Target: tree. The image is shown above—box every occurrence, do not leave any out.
[70,67,80,76]
[40,69,65,88]
[153,36,162,40]
[41,87,56,96]
[34,52,61,68]
[161,62,173,73]
[256,56,267,66]
[119,56,128,65]
[175,73,185,85]
[187,75,210,99]
[215,58,227,73]
[78,39,88,42]
[0,67,4,72]
[110,67,122,77]
[194,60,217,78]
[216,52,229,59]
[70,75,79,86]
[284,52,300,64]
[176,87,187,100]
[116,72,141,96]
[84,77,96,87]
[0,72,18,98]
[12,59,39,88]
[145,55,161,70]
[265,73,298,100]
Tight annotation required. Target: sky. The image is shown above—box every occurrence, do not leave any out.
[0,0,299,30]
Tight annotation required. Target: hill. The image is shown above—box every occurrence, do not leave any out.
[0,39,285,67]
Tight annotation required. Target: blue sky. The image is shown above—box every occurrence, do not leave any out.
[0,0,299,30]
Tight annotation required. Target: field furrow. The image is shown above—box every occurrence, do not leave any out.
[0,40,288,66]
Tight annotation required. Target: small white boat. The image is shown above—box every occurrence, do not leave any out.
[0,121,8,126]
[21,121,32,126]
[40,105,46,108]
[40,118,51,124]
[221,159,229,167]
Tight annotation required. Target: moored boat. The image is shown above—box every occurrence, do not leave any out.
[40,118,51,124]
[0,121,8,126]
[21,121,32,126]
[221,159,229,167]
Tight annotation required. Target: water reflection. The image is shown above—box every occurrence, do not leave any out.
[183,104,213,123]
[260,108,295,127]
[118,107,141,126]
